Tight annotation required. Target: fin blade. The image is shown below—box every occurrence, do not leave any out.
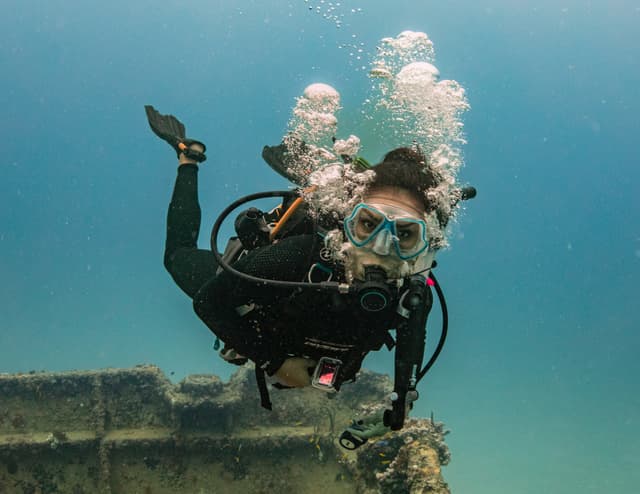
[262,143,308,186]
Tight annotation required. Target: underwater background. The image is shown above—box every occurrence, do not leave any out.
[1,0,638,492]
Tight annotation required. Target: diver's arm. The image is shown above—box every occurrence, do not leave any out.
[196,233,319,305]
[193,272,290,374]
[193,234,320,373]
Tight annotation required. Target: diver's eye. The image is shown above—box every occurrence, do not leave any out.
[354,210,382,237]
[396,223,420,248]
[353,218,378,241]
[361,219,376,231]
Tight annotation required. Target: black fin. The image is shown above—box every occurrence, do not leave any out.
[144,105,186,145]
[261,142,308,185]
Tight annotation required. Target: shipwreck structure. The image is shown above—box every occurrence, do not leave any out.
[0,365,451,493]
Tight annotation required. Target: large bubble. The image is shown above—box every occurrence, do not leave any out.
[362,31,470,245]
[283,83,348,184]
[280,31,470,250]
[290,83,340,145]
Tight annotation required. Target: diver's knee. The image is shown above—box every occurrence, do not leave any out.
[192,290,207,318]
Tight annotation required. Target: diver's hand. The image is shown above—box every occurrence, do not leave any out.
[144,105,207,163]
[273,357,316,388]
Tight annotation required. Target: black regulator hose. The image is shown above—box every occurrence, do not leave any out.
[417,271,448,383]
[210,190,350,294]
[416,187,474,381]
[460,186,477,201]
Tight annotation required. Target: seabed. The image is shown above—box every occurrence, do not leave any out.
[0,365,451,494]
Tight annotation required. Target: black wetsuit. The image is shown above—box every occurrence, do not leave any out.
[165,164,398,383]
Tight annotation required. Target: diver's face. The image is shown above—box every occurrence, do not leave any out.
[363,187,426,218]
[345,186,427,281]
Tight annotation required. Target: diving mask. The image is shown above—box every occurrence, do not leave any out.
[345,203,429,260]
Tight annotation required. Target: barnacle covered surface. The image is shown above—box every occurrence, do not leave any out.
[0,365,451,493]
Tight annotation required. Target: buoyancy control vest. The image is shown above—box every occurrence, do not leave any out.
[210,189,452,429]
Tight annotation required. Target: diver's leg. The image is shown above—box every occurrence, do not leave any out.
[164,163,218,297]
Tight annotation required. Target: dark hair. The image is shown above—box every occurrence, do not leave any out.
[367,147,439,212]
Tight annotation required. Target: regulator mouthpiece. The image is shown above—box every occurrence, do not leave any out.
[357,266,395,312]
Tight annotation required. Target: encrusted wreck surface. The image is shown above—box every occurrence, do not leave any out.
[0,365,451,494]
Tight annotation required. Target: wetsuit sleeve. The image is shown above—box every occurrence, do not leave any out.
[164,164,219,298]
[193,234,320,373]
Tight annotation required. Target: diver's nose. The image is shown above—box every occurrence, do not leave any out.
[371,230,394,256]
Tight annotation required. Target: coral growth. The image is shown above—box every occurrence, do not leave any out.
[349,417,451,494]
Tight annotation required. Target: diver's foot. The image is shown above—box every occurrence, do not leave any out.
[219,347,248,366]
[178,141,206,165]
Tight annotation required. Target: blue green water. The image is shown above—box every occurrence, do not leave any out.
[1,1,639,492]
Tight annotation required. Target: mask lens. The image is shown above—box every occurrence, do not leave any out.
[395,220,422,251]
[349,206,385,243]
[345,203,429,259]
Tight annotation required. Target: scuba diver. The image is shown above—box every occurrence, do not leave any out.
[145,105,475,448]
